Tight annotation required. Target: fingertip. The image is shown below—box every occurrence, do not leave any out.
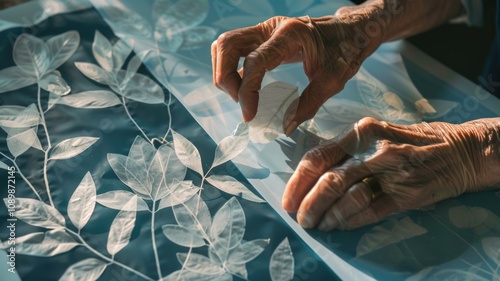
[282,194,295,212]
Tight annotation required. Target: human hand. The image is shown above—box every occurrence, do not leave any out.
[283,117,500,231]
[211,9,382,134]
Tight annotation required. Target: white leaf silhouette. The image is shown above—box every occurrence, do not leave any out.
[0,161,9,170]
[97,190,149,211]
[68,172,96,230]
[0,66,37,93]
[176,253,224,275]
[181,26,217,50]
[13,229,78,257]
[111,39,132,70]
[248,81,298,144]
[270,238,294,281]
[152,0,174,23]
[46,30,80,71]
[172,130,203,175]
[120,72,165,104]
[74,62,112,85]
[107,196,137,255]
[161,270,231,281]
[0,104,40,128]
[48,137,99,160]
[148,144,187,200]
[123,55,142,85]
[13,33,50,78]
[234,0,274,16]
[39,71,71,96]
[154,25,184,52]
[206,175,264,203]
[92,31,113,72]
[228,239,269,264]
[356,217,427,257]
[162,224,206,247]
[212,122,249,168]
[213,15,269,30]
[7,128,42,157]
[481,237,500,265]
[210,197,245,262]
[226,262,247,279]
[59,258,107,281]
[172,196,211,234]
[127,136,156,171]
[107,153,150,198]
[156,0,208,35]
[448,206,489,228]
[6,198,65,229]
[157,180,199,210]
[57,90,121,109]
[285,0,314,14]
[101,5,152,38]
[383,92,405,110]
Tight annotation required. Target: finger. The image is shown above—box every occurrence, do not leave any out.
[316,181,373,231]
[344,195,399,230]
[296,158,374,229]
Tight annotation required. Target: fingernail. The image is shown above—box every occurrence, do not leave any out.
[297,212,313,229]
[285,121,298,137]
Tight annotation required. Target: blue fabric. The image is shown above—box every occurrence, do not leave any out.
[480,0,500,98]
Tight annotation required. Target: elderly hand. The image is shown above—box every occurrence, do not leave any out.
[283,117,500,231]
[211,10,382,133]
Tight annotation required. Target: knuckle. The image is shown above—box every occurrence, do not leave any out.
[303,147,331,170]
[318,172,345,197]
[357,117,380,132]
[334,6,354,16]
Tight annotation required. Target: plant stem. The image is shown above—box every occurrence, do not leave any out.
[0,152,42,201]
[162,94,173,141]
[121,96,151,143]
[37,83,51,147]
[151,201,163,279]
[43,149,54,207]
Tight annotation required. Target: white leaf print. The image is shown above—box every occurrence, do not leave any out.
[0,66,37,93]
[0,161,9,170]
[148,144,187,200]
[356,217,427,257]
[270,238,294,281]
[12,229,78,257]
[152,0,174,23]
[13,33,50,78]
[157,180,199,210]
[228,239,269,264]
[481,237,500,265]
[111,39,132,71]
[226,262,247,279]
[172,196,212,235]
[120,72,165,104]
[206,175,264,203]
[234,0,274,16]
[154,25,184,53]
[162,224,206,247]
[128,136,156,171]
[210,197,245,262]
[107,196,137,255]
[304,2,345,17]
[39,71,71,96]
[161,270,231,281]
[101,5,153,38]
[248,81,298,144]
[48,136,99,160]
[156,0,208,35]
[176,253,224,275]
[59,258,107,281]
[5,198,65,229]
[0,104,40,128]
[74,62,113,85]
[57,90,121,109]
[316,98,380,124]
[383,92,405,110]
[285,0,314,14]
[448,206,489,228]
[92,31,113,72]
[181,26,217,50]
[46,30,80,71]
[7,128,42,157]
[213,15,270,30]
[123,55,142,85]
[212,122,249,168]
[97,190,149,211]
[107,153,150,198]
[68,172,96,230]
[172,130,203,175]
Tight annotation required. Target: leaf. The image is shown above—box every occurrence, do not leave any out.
[181,26,217,50]
[111,39,132,71]
[107,153,150,198]
[107,196,137,255]
[157,180,199,210]
[356,217,427,257]
[210,197,246,262]
[123,55,142,85]
[152,0,174,23]
[156,0,208,35]
[234,0,274,16]
[7,128,42,157]
[120,72,165,104]
[48,137,99,160]
[383,91,405,110]
[13,229,78,257]
[448,206,489,228]
[161,270,231,281]
[147,144,187,200]
[0,66,37,93]
[5,198,65,229]
[39,71,71,96]
[59,258,107,281]
[248,81,299,144]
[172,196,211,234]
[97,190,149,211]
[57,90,121,109]
[423,99,459,120]
[162,224,206,247]
[270,238,294,281]
[0,104,40,128]
[0,161,9,170]
[13,33,50,77]
[228,239,269,264]
[212,122,249,168]
[481,237,500,265]
[74,62,112,85]
[101,5,153,38]
[285,0,314,14]
[92,31,113,72]
[206,175,264,203]
[176,253,224,275]
[213,15,270,30]
[46,30,80,71]
[68,172,96,230]
[226,262,247,279]
[172,130,203,175]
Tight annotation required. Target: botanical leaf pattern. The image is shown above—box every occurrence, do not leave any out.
[206,174,264,203]
[67,172,96,230]
[97,190,149,212]
[6,198,65,229]
[3,230,78,257]
[48,137,99,160]
[46,30,80,71]
[481,237,500,265]
[270,238,294,281]
[107,196,137,255]
[162,224,206,247]
[57,90,122,109]
[172,130,204,175]
[7,128,42,157]
[59,258,107,281]
[210,197,245,262]
[211,122,249,168]
[0,104,40,128]
[0,66,37,93]
[13,33,50,78]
